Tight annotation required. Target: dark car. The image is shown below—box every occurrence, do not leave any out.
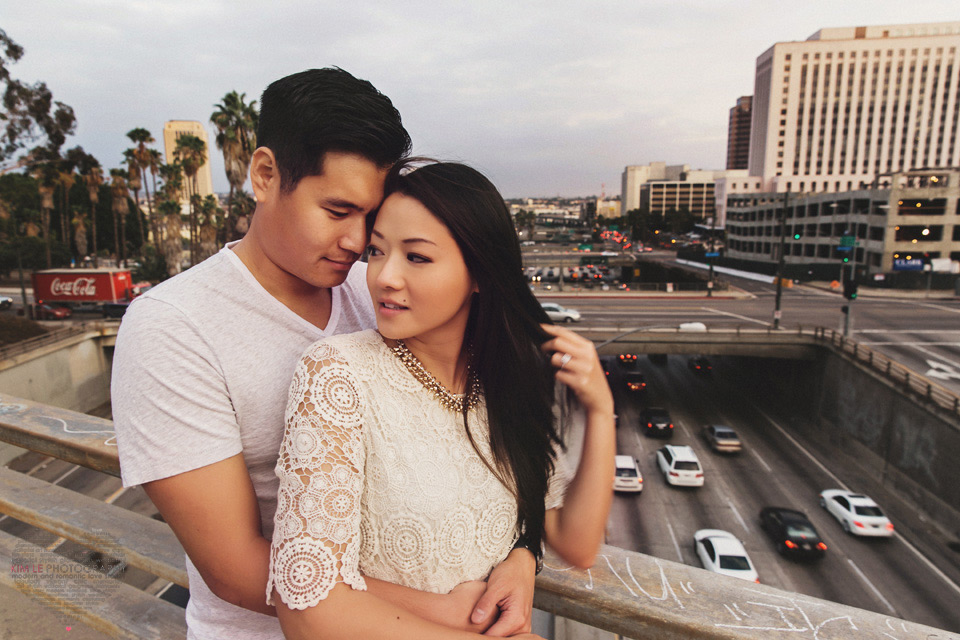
[623,371,647,393]
[759,507,827,560]
[688,355,713,374]
[702,425,742,453]
[640,407,674,438]
[617,353,639,369]
[102,302,131,319]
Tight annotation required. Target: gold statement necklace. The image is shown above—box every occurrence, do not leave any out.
[390,339,481,412]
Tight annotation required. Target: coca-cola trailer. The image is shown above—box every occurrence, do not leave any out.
[31,269,136,308]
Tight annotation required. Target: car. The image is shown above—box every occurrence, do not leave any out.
[702,425,742,453]
[614,455,643,493]
[819,490,894,537]
[34,302,72,320]
[102,302,131,319]
[0,295,12,310]
[617,353,638,369]
[759,507,827,560]
[688,355,713,374]
[640,407,674,438]
[623,371,647,393]
[656,444,704,487]
[693,530,759,583]
[541,302,581,323]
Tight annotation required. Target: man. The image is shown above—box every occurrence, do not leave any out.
[112,68,536,640]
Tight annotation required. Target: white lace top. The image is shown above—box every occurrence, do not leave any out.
[267,330,569,610]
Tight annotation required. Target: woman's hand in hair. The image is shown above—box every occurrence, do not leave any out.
[540,324,614,417]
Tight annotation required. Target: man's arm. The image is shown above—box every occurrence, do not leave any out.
[143,454,275,615]
[143,455,509,631]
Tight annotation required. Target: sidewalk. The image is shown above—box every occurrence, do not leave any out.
[800,280,959,300]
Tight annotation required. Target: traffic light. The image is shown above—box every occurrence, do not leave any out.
[793,231,802,240]
[842,279,859,300]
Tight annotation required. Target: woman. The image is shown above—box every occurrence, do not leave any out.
[267,162,615,639]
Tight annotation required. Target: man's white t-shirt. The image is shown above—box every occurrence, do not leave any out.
[111,244,375,640]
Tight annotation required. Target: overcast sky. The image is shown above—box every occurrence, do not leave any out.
[3,1,955,198]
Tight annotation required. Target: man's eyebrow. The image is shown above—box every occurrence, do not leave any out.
[369,229,436,246]
[322,197,364,212]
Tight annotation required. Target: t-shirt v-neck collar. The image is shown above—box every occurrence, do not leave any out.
[220,242,342,337]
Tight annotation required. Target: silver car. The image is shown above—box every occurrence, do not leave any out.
[540,302,581,323]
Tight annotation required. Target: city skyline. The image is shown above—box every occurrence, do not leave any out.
[3,1,955,198]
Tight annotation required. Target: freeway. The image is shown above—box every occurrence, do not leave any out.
[540,282,960,395]
[604,353,960,633]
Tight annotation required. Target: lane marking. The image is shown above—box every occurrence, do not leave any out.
[857,329,960,334]
[701,307,772,327]
[666,521,684,563]
[755,407,960,600]
[859,342,960,346]
[728,500,749,532]
[633,431,645,454]
[751,448,773,473]
[847,559,897,615]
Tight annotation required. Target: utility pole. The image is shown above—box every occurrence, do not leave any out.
[772,190,789,330]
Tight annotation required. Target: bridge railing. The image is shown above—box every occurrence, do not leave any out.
[0,393,955,640]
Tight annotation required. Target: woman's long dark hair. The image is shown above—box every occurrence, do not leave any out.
[386,161,562,558]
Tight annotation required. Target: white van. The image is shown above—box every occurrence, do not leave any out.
[614,455,643,493]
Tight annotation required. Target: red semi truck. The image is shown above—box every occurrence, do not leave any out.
[31,269,149,316]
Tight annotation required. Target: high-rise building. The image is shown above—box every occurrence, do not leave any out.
[162,120,216,205]
[726,96,752,170]
[748,22,960,194]
[621,162,748,223]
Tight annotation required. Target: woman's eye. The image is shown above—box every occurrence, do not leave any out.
[367,245,383,258]
[407,253,431,264]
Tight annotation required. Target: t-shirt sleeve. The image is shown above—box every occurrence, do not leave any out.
[111,297,243,487]
[267,341,367,610]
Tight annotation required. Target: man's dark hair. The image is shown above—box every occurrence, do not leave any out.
[257,68,411,192]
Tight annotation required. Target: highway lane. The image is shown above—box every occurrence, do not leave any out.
[543,290,960,395]
[603,353,960,633]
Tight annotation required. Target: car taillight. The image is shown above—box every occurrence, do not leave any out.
[885,523,895,531]
[647,422,653,428]
[754,578,760,583]
[695,473,703,478]
[817,542,828,551]
[669,472,679,477]
[784,540,798,549]
[854,521,865,528]
[695,365,701,370]
[668,424,674,429]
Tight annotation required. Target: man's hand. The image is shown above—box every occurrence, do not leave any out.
[471,548,537,636]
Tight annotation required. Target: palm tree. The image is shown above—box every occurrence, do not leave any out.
[144,148,162,251]
[211,91,258,242]
[31,164,57,267]
[123,148,146,248]
[72,206,88,259]
[198,194,221,261]
[173,134,207,265]
[126,128,157,248]
[56,169,76,251]
[109,169,129,266]
[157,198,183,277]
[83,165,104,266]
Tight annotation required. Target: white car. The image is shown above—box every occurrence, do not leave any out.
[693,530,759,583]
[819,489,894,537]
[656,444,704,487]
[614,455,643,493]
[541,302,581,323]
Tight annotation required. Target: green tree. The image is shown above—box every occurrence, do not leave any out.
[83,164,104,266]
[126,128,157,250]
[109,168,129,266]
[173,134,207,266]
[211,91,258,241]
[0,29,76,171]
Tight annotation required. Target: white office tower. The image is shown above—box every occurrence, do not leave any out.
[749,22,960,194]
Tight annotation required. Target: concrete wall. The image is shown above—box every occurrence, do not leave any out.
[731,353,960,535]
[0,333,113,414]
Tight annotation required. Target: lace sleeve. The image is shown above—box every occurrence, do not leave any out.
[267,342,367,610]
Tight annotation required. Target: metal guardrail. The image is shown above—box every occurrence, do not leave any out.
[0,321,117,362]
[0,393,958,639]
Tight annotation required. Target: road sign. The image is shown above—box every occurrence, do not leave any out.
[893,258,924,271]
[773,310,782,320]
[839,235,856,247]
[705,252,720,257]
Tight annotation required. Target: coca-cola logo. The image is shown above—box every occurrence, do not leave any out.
[50,277,98,297]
